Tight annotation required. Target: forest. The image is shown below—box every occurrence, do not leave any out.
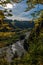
[0,0,43,65]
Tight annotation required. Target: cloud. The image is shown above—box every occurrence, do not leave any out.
[6,15,32,21]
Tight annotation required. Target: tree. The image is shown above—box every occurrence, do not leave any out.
[0,10,5,25]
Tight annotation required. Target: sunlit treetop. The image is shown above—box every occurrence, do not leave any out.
[27,0,43,5]
[26,0,43,11]
[0,10,5,20]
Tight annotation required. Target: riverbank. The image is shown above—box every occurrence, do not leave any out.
[0,31,31,62]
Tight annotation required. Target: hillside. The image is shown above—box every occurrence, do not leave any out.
[0,20,15,32]
[0,15,43,65]
[11,15,43,65]
[0,0,43,65]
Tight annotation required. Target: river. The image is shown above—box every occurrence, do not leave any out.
[0,31,31,62]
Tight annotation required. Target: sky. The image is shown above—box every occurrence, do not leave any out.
[0,0,43,21]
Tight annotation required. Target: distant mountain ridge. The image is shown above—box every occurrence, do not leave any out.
[0,19,34,32]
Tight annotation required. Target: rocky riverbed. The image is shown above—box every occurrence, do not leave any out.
[0,31,31,62]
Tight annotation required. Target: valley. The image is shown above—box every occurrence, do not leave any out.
[0,0,43,65]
